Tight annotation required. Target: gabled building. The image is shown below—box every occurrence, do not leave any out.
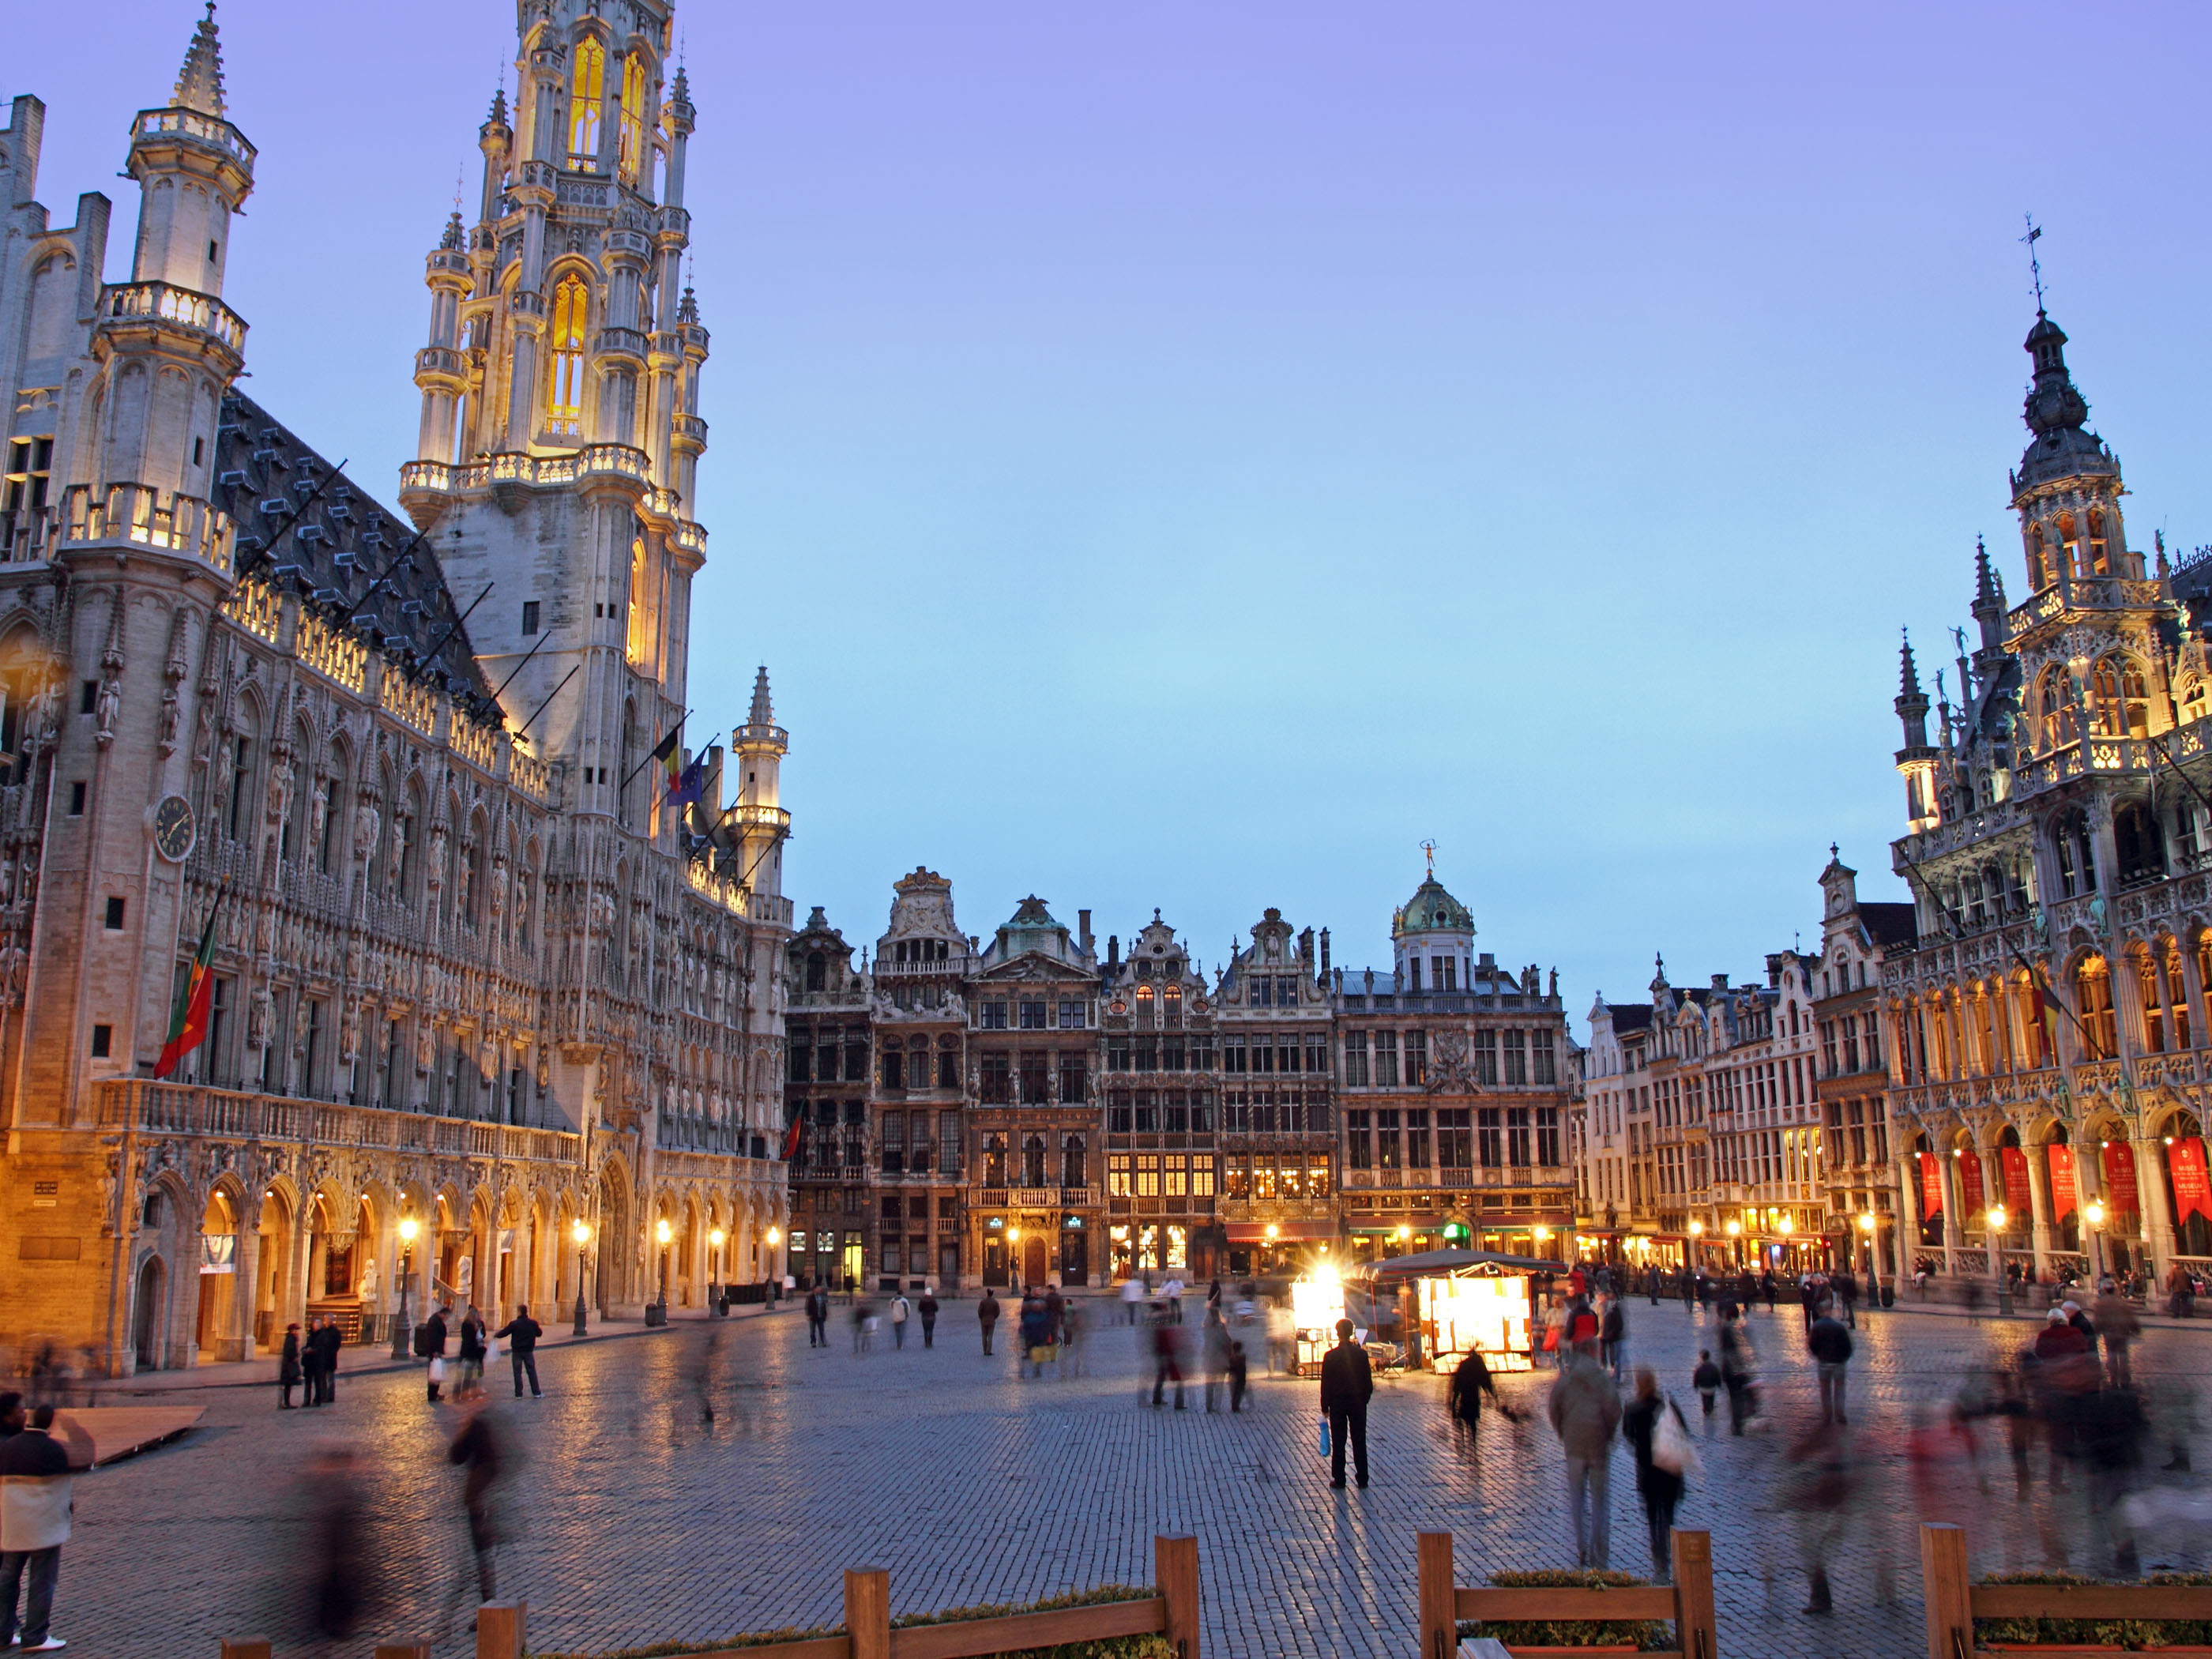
[1814,850,1917,1281]
[1100,912,1221,1279]
[1215,908,1329,1277]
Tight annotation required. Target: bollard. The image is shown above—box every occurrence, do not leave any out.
[1920,1523,1972,1659]
[476,1599,526,1659]
[1156,1534,1200,1659]
[845,1567,890,1659]
[1669,1529,1717,1659]
[1417,1532,1454,1659]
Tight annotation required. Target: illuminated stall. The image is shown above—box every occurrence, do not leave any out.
[1351,1247,1556,1374]
[1288,1261,1348,1375]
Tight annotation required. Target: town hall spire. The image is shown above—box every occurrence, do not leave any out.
[172,1,227,118]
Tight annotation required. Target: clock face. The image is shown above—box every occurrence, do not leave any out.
[152,794,196,863]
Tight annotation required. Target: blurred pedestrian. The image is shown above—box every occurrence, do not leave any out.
[446,1401,509,1604]
[1321,1319,1373,1488]
[918,1287,939,1349]
[299,1315,326,1408]
[311,1316,342,1407]
[2076,1383,2148,1575]
[1717,1304,1759,1435]
[851,1296,876,1354]
[423,1304,450,1403]
[2168,1263,2196,1319]
[1692,1350,1720,1428]
[889,1291,911,1350]
[1621,1369,1692,1585]
[1549,1342,1621,1567]
[491,1306,542,1399]
[1120,1276,1145,1325]
[1601,1297,1627,1383]
[1045,1284,1066,1345]
[457,1306,487,1400]
[0,1402,88,1653]
[1833,1269,1858,1329]
[1151,1304,1187,1410]
[978,1288,999,1356]
[1782,1416,1858,1616]
[1202,1305,1232,1412]
[1448,1344,1502,1454]
[1808,1302,1853,1424]
[303,1444,373,1639]
[278,1323,303,1409]
[2092,1288,2139,1387]
[1228,1340,1248,1412]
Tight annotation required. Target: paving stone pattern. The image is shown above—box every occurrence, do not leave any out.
[58,1300,2212,1659]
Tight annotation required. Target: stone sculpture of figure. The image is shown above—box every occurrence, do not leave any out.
[426,824,447,892]
[191,696,213,770]
[93,676,122,748]
[159,685,182,756]
[308,780,329,853]
[353,796,380,864]
[416,1021,436,1076]
[356,1253,378,1305]
[266,758,293,833]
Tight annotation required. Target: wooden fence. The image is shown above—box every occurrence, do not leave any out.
[1417,1529,1716,1659]
[216,1537,1198,1659]
[1920,1521,2212,1659]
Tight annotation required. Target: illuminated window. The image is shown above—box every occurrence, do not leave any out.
[569,36,605,167]
[548,276,589,434]
[618,52,649,185]
[2087,509,2110,574]
[2028,523,2052,589]
[2075,955,2117,1060]
[626,538,647,661]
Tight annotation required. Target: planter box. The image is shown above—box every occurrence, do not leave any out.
[1499,1649,1641,1656]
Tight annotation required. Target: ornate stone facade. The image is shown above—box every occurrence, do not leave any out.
[0,2,792,1373]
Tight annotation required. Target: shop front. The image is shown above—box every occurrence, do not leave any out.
[1224,1219,1335,1279]
[1349,1247,1558,1373]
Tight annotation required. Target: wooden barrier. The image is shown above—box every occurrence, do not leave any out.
[1920,1522,2212,1659]
[1418,1529,1717,1659]
[217,1540,1197,1659]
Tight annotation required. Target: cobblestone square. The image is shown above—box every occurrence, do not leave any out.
[60,1297,2212,1659]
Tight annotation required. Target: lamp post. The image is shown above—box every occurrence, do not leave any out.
[709,1226,726,1312]
[571,1218,592,1337]
[1725,1217,1742,1273]
[1533,1223,1552,1262]
[766,1225,783,1303]
[2085,1199,2108,1283]
[652,1217,673,1324]
[1859,1212,1881,1306]
[389,1215,419,1360]
[1008,1224,1021,1292]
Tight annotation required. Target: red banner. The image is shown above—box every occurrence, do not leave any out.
[2102,1141,2141,1213]
[2172,1139,2212,1228]
[2048,1144,2078,1223]
[2002,1146,2033,1221]
[1961,1151,1986,1216]
[1919,1151,1945,1219]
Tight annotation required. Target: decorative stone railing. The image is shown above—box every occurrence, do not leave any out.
[99,280,247,355]
[61,483,234,574]
[134,105,255,167]
[295,607,367,691]
[96,1078,580,1166]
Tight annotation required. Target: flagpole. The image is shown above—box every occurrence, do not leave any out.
[619,707,695,793]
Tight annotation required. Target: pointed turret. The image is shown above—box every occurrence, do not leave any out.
[1895,630,1938,829]
[748,664,774,727]
[173,2,227,118]
[2011,309,2120,502]
[734,668,790,899]
[439,210,465,252]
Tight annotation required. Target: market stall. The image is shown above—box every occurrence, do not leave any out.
[1349,1247,1558,1373]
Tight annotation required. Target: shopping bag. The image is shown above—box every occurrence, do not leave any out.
[428,1356,445,1384]
[1319,1416,1331,1458]
[1653,1398,1702,1479]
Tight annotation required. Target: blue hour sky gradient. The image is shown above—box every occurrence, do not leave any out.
[13,3,2212,1026]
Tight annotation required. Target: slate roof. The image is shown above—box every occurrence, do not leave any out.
[1860,901,1919,951]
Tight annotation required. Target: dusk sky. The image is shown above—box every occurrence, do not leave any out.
[13,4,2212,1027]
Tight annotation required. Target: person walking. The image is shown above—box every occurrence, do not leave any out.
[1621,1369,1691,1584]
[1548,1342,1623,1568]
[1691,1351,1721,1428]
[2168,1262,2195,1320]
[1202,1305,1232,1412]
[0,1402,88,1652]
[1601,1296,1627,1383]
[1808,1302,1853,1425]
[312,1315,342,1406]
[1717,1304,1759,1435]
[1320,1319,1374,1488]
[1783,1415,1858,1615]
[446,1401,508,1604]
[917,1287,939,1349]
[1044,1284,1066,1345]
[1448,1344,1501,1454]
[457,1306,487,1401]
[1151,1304,1188,1410]
[278,1323,303,1409]
[889,1291,911,1350]
[1120,1275,1146,1325]
[977,1288,1000,1356]
[1227,1340,1248,1413]
[423,1304,450,1403]
[2093,1285,2140,1387]
[806,1285,829,1347]
[492,1306,543,1398]
[1833,1268,1858,1329]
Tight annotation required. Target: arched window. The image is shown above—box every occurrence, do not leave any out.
[2037,665,2070,752]
[1134,984,1154,1027]
[1022,1134,1048,1188]
[617,51,649,185]
[1163,984,1183,1027]
[2087,508,2110,574]
[806,951,826,992]
[2166,942,2194,1049]
[2028,523,2052,589]
[2120,658,2150,739]
[2089,656,2127,737]
[2058,511,2081,577]
[2140,953,2168,1053]
[2075,955,2117,1060]
[626,539,648,663]
[569,36,605,166]
[2115,799,2165,886]
[2054,810,2096,897]
[547,276,589,434]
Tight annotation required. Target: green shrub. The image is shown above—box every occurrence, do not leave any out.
[1455,1569,1672,1652]
[1976,1569,2212,1650]
[531,1582,1168,1659]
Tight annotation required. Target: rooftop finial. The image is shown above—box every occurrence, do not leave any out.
[1899,628,1923,698]
[1420,837,1436,878]
[173,0,227,118]
[2022,214,2047,317]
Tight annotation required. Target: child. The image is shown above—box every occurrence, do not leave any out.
[1693,1349,1721,1423]
[1227,1340,1248,1413]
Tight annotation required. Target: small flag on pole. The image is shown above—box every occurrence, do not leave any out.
[154,893,222,1080]
[781,1113,805,1162]
[665,753,706,811]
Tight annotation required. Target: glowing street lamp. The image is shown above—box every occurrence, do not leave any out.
[650,1217,674,1322]
[571,1217,595,1335]
[390,1213,423,1360]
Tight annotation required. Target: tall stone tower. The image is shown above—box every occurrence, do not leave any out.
[397,0,707,830]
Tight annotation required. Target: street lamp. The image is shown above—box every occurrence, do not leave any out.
[389,1214,420,1360]
[709,1227,727,1307]
[654,1217,674,1320]
[2085,1199,2108,1281]
[571,1218,592,1337]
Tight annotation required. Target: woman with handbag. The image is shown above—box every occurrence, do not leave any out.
[1621,1367,1696,1585]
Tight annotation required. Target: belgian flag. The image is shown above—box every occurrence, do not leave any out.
[153,893,221,1080]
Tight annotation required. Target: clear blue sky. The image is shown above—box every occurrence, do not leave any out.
[15,4,2211,1027]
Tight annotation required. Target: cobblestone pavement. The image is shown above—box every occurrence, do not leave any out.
[55,1297,2212,1659]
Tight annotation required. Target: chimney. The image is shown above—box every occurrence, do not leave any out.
[1710,972,1729,995]
[1106,934,1120,969]
[1319,927,1331,978]
[1078,909,1093,954]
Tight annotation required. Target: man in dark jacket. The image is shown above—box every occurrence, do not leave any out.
[1808,1305,1853,1424]
[492,1306,543,1398]
[446,1402,506,1601]
[311,1316,343,1406]
[1319,1319,1375,1489]
[0,1403,88,1653]
[805,1286,829,1347]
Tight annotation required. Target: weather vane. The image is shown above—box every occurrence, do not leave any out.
[1420,838,1436,878]
[2022,214,2046,315]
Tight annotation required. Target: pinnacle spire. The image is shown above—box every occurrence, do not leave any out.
[748,665,774,727]
[1898,629,1922,699]
[440,210,465,251]
[1974,535,1996,604]
[173,1,227,118]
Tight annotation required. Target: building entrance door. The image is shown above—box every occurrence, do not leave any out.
[1060,1230,1088,1286]
[134,1255,165,1371]
[1023,1235,1048,1288]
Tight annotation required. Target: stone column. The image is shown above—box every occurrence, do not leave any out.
[2026,1138,2054,1279]
[1982,1149,2003,1280]
[224,1221,259,1364]
[2135,1131,2176,1287]
[1941,1146,1964,1277]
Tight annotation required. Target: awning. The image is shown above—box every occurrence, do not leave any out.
[1223,1221,1336,1243]
[1350,1247,1563,1282]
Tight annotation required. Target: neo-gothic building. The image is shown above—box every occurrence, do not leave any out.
[1875,303,2212,1287]
[0,1,792,1374]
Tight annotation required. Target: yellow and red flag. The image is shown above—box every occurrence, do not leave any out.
[153,894,221,1080]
